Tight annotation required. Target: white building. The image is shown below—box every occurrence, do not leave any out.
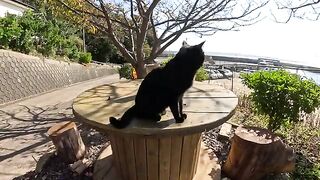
[0,0,32,17]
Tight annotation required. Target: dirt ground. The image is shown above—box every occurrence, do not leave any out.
[0,75,119,180]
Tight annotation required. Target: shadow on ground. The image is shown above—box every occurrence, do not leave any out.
[0,103,73,163]
[0,103,110,180]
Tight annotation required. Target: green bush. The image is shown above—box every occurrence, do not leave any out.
[0,13,21,49]
[0,11,83,60]
[79,52,92,64]
[195,66,209,81]
[160,56,173,66]
[118,63,133,79]
[241,70,320,132]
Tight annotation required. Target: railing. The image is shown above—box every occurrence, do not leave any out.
[91,60,121,69]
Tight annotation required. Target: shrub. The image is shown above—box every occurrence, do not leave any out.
[0,13,21,49]
[241,69,320,132]
[0,11,82,60]
[195,66,209,82]
[160,56,173,66]
[118,63,134,79]
[79,52,92,64]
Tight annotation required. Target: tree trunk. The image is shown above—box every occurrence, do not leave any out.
[135,60,147,79]
[47,121,86,164]
[223,126,295,180]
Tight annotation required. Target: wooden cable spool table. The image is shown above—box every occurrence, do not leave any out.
[72,80,238,180]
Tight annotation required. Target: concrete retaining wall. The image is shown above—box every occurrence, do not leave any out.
[0,50,117,104]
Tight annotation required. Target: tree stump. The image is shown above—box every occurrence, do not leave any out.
[223,126,295,180]
[47,121,86,164]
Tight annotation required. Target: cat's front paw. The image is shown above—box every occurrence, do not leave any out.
[175,118,184,123]
[182,113,187,120]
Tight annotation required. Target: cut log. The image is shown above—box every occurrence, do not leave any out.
[223,126,295,180]
[47,121,86,164]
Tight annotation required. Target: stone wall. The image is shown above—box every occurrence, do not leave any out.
[0,50,117,104]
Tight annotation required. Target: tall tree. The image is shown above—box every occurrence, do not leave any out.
[47,0,267,78]
[275,0,320,22]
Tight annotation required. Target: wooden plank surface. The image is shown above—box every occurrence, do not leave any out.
[170,136,183,180]
[159,137,171,180]
[109,134,121,176]
[147,138,159,180]
[73,80,238,136]
[179,134,195,180]
[116,136,129,180]
[124,136,137,180]
[191,134,201,178]
[134,136,148,180]
[94,141,221,180]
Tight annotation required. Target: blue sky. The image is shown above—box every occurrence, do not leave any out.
[167,6,320,68]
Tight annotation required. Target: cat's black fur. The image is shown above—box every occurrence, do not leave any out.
[109,41,205,128]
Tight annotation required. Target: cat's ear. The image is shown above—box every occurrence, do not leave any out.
[182,41,190,48]
[196,41,205,48]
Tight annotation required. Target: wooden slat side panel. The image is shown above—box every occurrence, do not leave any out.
[179,134,199,180]
[159,137,171,180]
[134,136,148,180]
[109,134,121,177]
[116,135,129,180]
[147,138,159,180]
[170,136,183,180]
[124,136,137,180]
[191,133,201,178]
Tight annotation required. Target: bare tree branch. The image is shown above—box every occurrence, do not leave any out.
[130,0,140,31]
[97,0,136,64]
[49,0,268,78]
[286,0,320,11]
[276,0,320,21]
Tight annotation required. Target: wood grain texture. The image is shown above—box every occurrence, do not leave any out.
[94,141,221,180]
[115,136,129,180]
[147,138,159,180]
[179,134,199,180]
[124,136,137,180]
[47,121,86,164]
[109,134,121,176]
[223,126,295,180]
[73,80,237,180]
[73,80,238,136]
[193,134,201,177]
[159,137,171,180]
[134,136,148,180]
[170,136,183,180]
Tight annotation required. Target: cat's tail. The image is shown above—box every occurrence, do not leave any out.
[109,105,136,129]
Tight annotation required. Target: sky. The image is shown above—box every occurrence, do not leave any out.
[166,3,320,68]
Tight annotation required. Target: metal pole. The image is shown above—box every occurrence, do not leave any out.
[231,67,234,91]
[82,28,86,52]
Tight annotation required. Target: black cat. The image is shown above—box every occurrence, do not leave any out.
[109,41,205,128]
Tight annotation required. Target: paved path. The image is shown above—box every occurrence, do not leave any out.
[0,75,119,180]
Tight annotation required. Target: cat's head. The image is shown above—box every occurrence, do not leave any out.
[176,41,205,68]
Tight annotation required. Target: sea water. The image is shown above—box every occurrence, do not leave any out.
[287,69,320,85]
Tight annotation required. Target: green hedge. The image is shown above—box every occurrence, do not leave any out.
[241,69,320,132]
[79,52,92,64]
[0,11,82,61]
